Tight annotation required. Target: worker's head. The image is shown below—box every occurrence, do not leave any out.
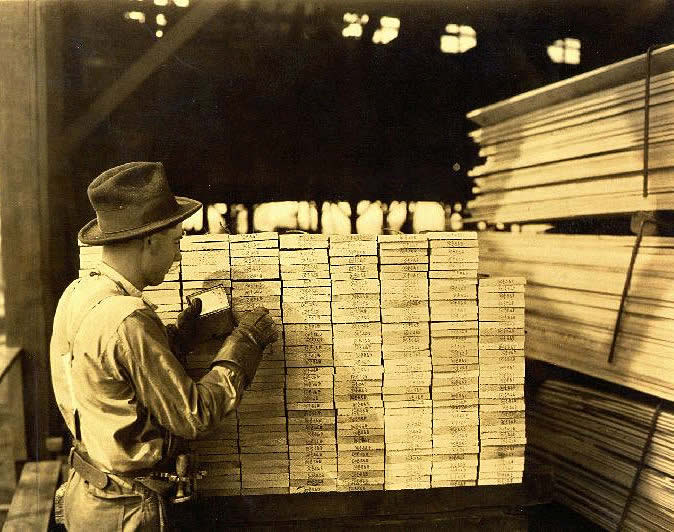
[79,161,200,287]
[138,221,183,286]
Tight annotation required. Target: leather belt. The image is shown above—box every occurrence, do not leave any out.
[69,448,109,490]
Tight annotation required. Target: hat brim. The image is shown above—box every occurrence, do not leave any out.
[78,196,202,245]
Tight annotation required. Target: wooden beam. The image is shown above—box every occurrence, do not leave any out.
[2,461,62,532]
[62,0,226,154]
[0,0,71,459]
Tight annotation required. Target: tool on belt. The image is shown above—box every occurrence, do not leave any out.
[67,446,206,503]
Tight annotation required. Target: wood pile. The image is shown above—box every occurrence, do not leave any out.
[477,231,674,401]
[78,232,526,494]
[528,379,674,531]
[465,45,674,223]
[428,232,479,487]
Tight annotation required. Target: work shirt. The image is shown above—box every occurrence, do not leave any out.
[50,262,245,474]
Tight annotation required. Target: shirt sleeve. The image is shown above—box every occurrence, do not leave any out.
[112,309,246,440]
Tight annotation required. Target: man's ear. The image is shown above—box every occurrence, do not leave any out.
[144,233,156,252]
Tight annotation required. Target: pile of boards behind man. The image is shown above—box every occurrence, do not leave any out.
[466,45,674,530]
[78,231,525,495]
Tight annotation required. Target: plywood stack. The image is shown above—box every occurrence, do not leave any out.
[427,232,479,488]
[465,45,674,223]
[229,232,288,495]
[478,231,674,401]
[378,234,432,490]
[279,234,337,494]
[178,234,240,495]
[478,277,526,486]
[528,379,674,531]
[329,235,385,492]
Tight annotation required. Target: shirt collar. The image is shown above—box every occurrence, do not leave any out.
[98,262,145,299]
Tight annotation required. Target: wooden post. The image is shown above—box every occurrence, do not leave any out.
[0,0,67,459]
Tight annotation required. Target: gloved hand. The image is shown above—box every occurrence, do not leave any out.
[167,298,202,355]
[213,307,279,387]
[236,307,279,350]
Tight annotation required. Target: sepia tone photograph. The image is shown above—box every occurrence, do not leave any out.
[1,0,673,530]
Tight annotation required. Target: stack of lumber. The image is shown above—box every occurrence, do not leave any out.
[478,277,526,486]
[179,234,239,496]
[478,231,674,401]
[77,241,102,277]
[279,234,337,494]
[378,234,432,491]
[427,232,479,487]
[141,262,182,326]
[230,232,288,495]
[180,234,231,309]
[466,45,674,223]
[330,235,385,492]
[77,230,532,495]
[528,379,674,531]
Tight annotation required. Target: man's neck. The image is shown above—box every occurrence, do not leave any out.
[101,246,146,291]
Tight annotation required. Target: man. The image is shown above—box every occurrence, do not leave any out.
[50,162,279,530]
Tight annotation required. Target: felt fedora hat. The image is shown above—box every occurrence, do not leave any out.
[78,161,202,245]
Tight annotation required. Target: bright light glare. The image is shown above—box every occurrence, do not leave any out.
[380,16,400,29]
[343,23,363,39]
[156,30,163,38]
[173,0,190,6]
[548,38,581,64]
[441,24,477,53]
[153,0,168,6]
[124,11,146,23]
[357,200,371,216]
[441,35,460,53]
[373,27,398,45]
[566,48,581,64]
[156,14,167,26]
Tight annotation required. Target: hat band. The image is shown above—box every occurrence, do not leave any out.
[97,194,180,234]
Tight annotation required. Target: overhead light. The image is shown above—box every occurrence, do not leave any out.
[124,11,146,23]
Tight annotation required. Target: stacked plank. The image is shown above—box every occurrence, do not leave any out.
[478,277,526,486]
[230,232,288,495]
[427,232,479,487]
[141,261,182,326]
[279,234,337,494]
[330,235,385,492]
[478,231,674,401]
[180,234,231,309]
[528,379,674,531]
[378,234,432,490]
[77,241,102,277]
[179,234,240,496]
[466,45,674,223]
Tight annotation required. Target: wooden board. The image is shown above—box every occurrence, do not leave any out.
[529,379,674,531]
[3,461,61,532]
[465,48,674,223]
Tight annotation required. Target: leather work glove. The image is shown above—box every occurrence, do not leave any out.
[213,307,279,387]
[167,298,202,358]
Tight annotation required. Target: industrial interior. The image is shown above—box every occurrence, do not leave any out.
[1,0,674,530]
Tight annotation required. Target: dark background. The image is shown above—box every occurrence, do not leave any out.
[63,0,674,212]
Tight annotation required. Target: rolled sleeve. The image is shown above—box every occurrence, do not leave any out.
[113,310,245,440]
